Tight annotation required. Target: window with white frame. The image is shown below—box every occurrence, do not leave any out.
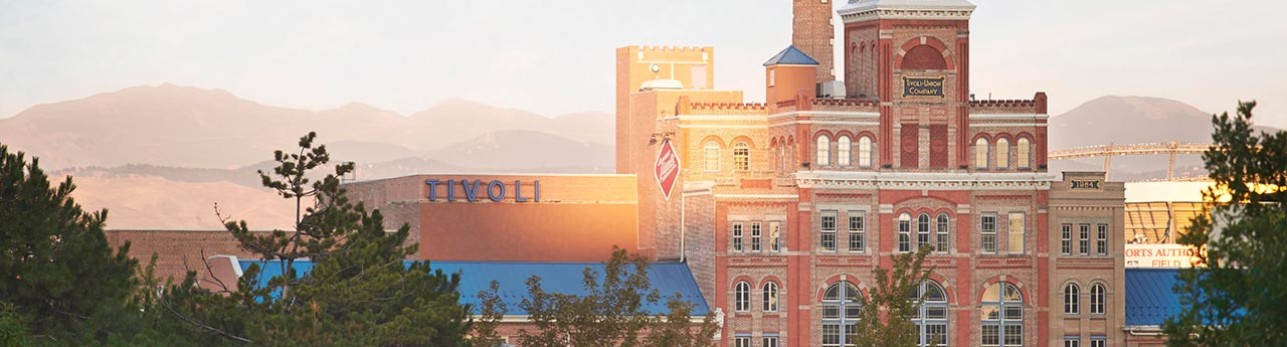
[975,138,990,169]
[917,213,931,250]
[1007,212,1025,254]
[1017,138,1031,169]
[763,336,780,347]
[732,223,743,252]
[936,214,951,254]
[982,282,1024,347]
[734,281,750,312]
[703,141,720,172]
[1090,284,1106,315]
[996,138,1010,169]
[750,222,762,252]
[858,136,874,167]
[837,135,851,166]
[1090,336,1106,347]
[1064,337,1081,347]
[899,213,913,252]
[911,281,950,347]
[1061,224,1073,255]
[763,282,780,312]
[1079,224,1090,256]
[733,142,750,172]
[1097,224,1109,256]
[849,211,865,252]
[1064,283,1080,314]
[816,135,831,166]
[821,211,838,251]
[982,213,997,254]
[770,222,782,253]
[822,282,862,347]
[735,335,751,347]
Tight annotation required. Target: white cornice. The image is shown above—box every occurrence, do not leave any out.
[795,171,1056,191]
[968,123,1048,128]
[839,0,977,23]
[968,113,1049,120]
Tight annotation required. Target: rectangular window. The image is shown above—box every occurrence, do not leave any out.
[936,215,950,254]
[732,223,743,252]
[848,211,865,252]
[821,211,837,251]
[703,145,720,172]
[822,324,841,346]
[1008,212,1025,254]
[1079,224,1091,256]
[734,335,751,347]
[1064,337,1081,347]
[917,215,930,250]
[763,336,779,347]
[751,222,762,252]
[1097,224,1109,256]
[898,216,912,253]
[1061,224,1073,255]
[1090,336,1106,347]
[770,222,782,252]
[1004,325,1023,346]
[982,325,1000,346]
[982,214,997,254]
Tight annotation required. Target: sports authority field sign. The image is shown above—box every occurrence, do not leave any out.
[654,138,680,200]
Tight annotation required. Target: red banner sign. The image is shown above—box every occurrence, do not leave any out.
[654,138,680,200]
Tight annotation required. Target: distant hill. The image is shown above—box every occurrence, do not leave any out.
[0,84,614,170]
[1047,95,1280,180]
[426,130,613,172]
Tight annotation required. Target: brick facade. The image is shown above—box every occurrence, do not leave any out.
[619,1,1126,346]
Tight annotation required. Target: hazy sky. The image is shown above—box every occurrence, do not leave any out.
[2,0,1285,127]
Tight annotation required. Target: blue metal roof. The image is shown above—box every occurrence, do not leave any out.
[238,260,708,316]
[1125,268,1183,326]
[763,45,819,66]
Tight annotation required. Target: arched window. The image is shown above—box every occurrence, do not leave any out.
[1016,138,1031,169]
[996,138,1010,169]
[935,214,951,254]
[816,135,831,166]
[837,136,852,166]
[975,138,990,169]
[1064,283,1080,314]
[911,281,949,347]
[982,282,1024,347]
[777,145,786,172]
[734,281,751,312]
[763,282,780,312]
[902,45,948,70]
[898,213,912,252]
[1090,284,1106,315]
[917,213,931,250]
[822,282,862,347]
[858,136,874,167]
[704,141,720,172]
[733,142,750,172]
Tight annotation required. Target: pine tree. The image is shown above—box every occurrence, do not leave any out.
[0,145,141,345]
[1162,101,1287,345]
[155,132,473,346]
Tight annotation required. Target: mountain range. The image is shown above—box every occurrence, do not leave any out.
[2,84,1274,229]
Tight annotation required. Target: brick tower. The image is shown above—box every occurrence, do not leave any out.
[792,0,835,85]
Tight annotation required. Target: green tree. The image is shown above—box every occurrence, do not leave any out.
[0,145,142,345]
[155,132,473,346]
[514,247,717,347]
[0,301,29,347]
[851,245,935,347]
[473,281,508,347]
[1163,101,1287,345]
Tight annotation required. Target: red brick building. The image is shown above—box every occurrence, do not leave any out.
[616,1,1126,346]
